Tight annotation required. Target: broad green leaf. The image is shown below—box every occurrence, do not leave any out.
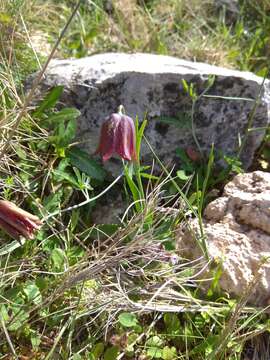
[34,86,64,117]
[67,147,106,181]
[50,117,77,152]
[191,335,219,356]
[91,342,104,359]
[30,331,41,350]
[118,312,138,327]
[146,336,164,348]
[8,305,29,331]
[189,191,201,205]
[57,158,70,171]
[60,117,76,145]
[104,346,119,360]
[67,246,85,265]
[175,148,194,172]
[85,28,98,42]
[36,277,48,291]
[177,169,191,181]
[48,107,81,124]
[42,236,61,251]
[23,283,42,304]
[147,347,163,359]
[50,248,66,272]
[53,169,79,188]
[0,305,9,322]
[162,346,177,360]
[43,190,63,213]
[14,145,27,160]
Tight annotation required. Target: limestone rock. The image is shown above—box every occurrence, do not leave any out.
[32,53,270,169]
[177,171,270,305]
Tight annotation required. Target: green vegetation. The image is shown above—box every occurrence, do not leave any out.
[0,0,270,358]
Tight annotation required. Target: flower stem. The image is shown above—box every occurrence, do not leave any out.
[117,104,125,115]
[45,173,123,220]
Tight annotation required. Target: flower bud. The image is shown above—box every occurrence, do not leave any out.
[0,200,42,240]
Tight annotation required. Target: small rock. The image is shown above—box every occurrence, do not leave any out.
[177,171,270,305]
[91,192,125,224]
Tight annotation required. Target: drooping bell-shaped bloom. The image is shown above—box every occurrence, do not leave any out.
[0,200,42,240]
[95,112,136,162]
[186,147,201,162]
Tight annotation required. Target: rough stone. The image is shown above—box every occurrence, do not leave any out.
[177,171,270,305]
[32,53,270,170]
[91,192,125,224]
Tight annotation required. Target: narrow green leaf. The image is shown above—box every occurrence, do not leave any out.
[47,107,81,124]
[92,342,105,359]
[182,79,189,94]
[135,117,147,158]
[140,172,159,180]
[53,169,79,187]
[67,147,106,181]
[0,239,25,256]
[124,165,141,212]
[34,86,64,117]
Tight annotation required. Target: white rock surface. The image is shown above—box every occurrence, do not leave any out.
[177,171,270,305]
[31,53,270,169]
